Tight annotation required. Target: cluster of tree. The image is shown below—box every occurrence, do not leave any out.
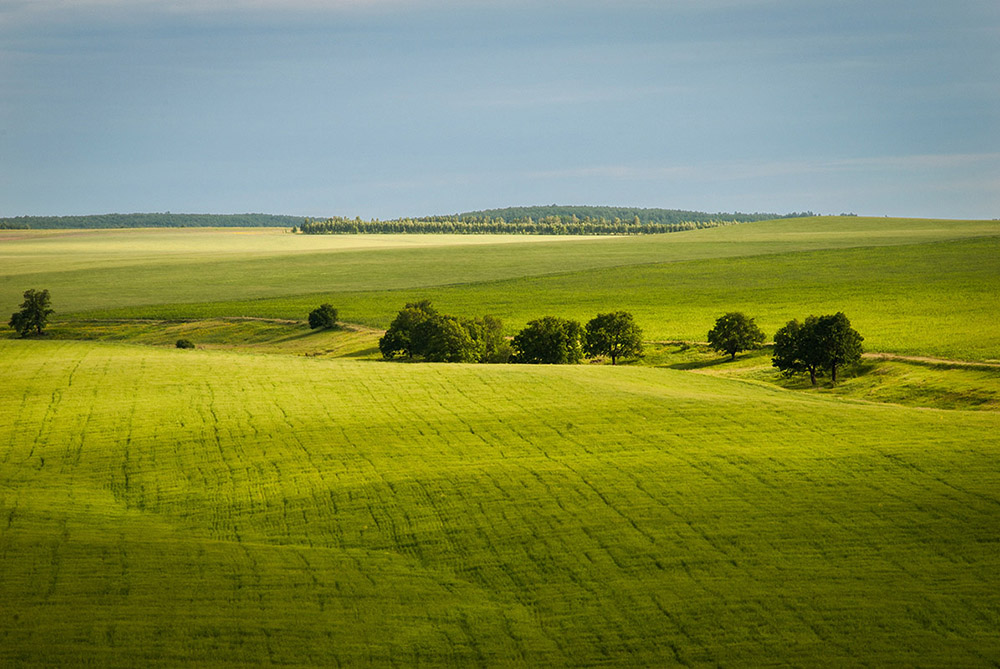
[379,302,643,365]
[297,217,733,236]
[8,289,54,337]
[772,313,864,384]
[0,213,305,230]
[512,312,644,364]
[379,301,511,363]
[0,221,30,230]
[706,311,864,384]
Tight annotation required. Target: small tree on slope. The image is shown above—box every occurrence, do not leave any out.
[8,289,54,337]
[707,312,766,360]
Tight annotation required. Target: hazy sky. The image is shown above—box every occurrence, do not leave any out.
[1,0,997,219]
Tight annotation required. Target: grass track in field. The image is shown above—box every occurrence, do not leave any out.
[33,318,383,358]
[2,339,999,666]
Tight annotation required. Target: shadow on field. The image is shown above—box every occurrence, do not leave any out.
[666,356,741,371]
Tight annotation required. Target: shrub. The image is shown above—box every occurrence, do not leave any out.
[308,304,339,330]
[176,339,196,349]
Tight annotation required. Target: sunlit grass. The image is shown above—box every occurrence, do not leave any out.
[1,340,998,666]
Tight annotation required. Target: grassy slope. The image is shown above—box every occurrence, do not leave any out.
[82,235,1000,361]
[3,217,997,313]
[2,340,999,666]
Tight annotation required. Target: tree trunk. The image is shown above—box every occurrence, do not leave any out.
[809,367,817,385]
[831,363,838,383]
[611,353,617,366]
[730,350,737,360]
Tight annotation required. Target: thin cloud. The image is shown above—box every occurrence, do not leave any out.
[527,153,1000,183]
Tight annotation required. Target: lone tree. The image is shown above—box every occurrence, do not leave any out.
[308,303,339,330]
[772,312,863,384]
[8,288,54,337]
[814,312,864,382]
[512,316,584,364]
[707,312,766,360]
[584,311,643,365]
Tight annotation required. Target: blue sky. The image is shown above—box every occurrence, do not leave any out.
[1,0,997,219]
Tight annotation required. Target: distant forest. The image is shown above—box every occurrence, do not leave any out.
[1,207,814,232]
[0,213,305,230]
[445,206,810,226]
[298,206,813,236]
[299,217,735,236]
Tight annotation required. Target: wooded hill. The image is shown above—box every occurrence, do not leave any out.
[0,213,305,229]
[439,205,812,226]
[2,207,813,230]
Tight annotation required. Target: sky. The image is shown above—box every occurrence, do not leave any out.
[1,0,997,219]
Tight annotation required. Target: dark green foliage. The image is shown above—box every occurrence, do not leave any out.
[465,315,512,364]
[297,207,812,235]
[772,313,863,384]
[422,316,480,363]
[707,312,766,360]
[451,205,812,225]
[175,339,196,349]
[815,312,864,382]
[0,213,305,230]
[299,217,731,236]
[512,316,584,364]
[379,301,438,359]
[8,289,54,337]
[308,304,339,330]
[584,311,643,365]
[379,302,506,363]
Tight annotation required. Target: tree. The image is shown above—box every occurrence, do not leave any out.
[465,314,511,363]
[379,300,438,359]
[308,304,339,330]
[422,315,481,363]
[512,316,583,364]
[176,339,196,349]
[707,312,766,360]
[814,312,864,382]
[8,288,54,337]
[772,313,863,384]
[584,311,643,365]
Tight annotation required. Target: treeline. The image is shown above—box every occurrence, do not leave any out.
[446,205,814,226]
[297,216,736,235]
[0,213,305,230]
[377,300,644,365]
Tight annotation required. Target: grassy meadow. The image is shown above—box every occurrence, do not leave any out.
[2,216,1000,665]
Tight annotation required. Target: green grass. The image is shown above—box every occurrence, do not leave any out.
[3,217,997,315]
[79,235,1000,361]
[642,343,1000,411]
[2,339,999,666]
[4,216,1000,666]
[35,318,382,358]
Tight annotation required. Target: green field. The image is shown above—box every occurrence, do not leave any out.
[2,216,1000,665]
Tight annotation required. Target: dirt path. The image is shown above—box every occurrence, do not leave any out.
[861,352,1000,370]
